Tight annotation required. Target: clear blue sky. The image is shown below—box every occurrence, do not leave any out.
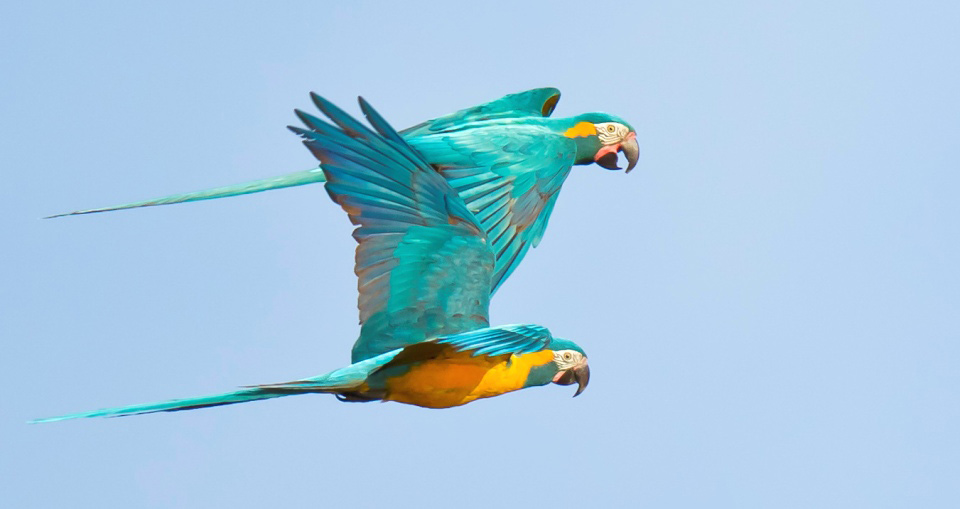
[3,1,958,507]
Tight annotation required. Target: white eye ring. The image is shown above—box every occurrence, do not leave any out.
[563,352,574,361]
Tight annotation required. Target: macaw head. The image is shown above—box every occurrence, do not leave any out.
[525,337,591,396]
[564,113,639,173]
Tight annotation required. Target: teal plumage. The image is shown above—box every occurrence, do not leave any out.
[34,96,591,422]
[399,87,562,136]
[434,324,554,357]
[294,94,494,362]
[404,118,579,290]
[48,88,638,295]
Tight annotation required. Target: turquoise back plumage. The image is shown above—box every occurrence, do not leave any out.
[434,324,554,357]
[399,87,561,137]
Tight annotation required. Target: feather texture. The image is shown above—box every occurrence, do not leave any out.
[434,324,553,357]
[408,122,577,291]
[291,97,495,363]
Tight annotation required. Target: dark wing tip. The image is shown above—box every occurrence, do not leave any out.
[310,93,339,117]
[293,108,312,125]
[287,125,310,136]
[542,91,561,117]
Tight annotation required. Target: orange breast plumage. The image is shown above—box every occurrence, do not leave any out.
[383,349,554,408]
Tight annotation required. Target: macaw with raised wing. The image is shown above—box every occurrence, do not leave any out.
[50,88,638,293]
[33,95,590,422]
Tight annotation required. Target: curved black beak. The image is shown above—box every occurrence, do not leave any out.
[595,152,621,171]
[621,134,639,173]
[554,360,590,397]
[572,362,590,397]
[594,133,639,173]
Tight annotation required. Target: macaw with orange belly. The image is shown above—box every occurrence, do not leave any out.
[33,95,591,422]
[50,88,638,294]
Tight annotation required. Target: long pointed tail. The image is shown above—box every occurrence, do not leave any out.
[31,348,404,423]
[30,387,291,423]
[29,354,395,423]
[45,168,326,219]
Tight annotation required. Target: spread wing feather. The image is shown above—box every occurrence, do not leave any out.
[291,97,495,363]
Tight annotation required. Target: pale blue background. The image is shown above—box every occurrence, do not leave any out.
[3,2,958,507]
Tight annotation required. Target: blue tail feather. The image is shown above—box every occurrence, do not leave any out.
[30,388,287,423]
[45,168,326,218]
[31,350,404,423]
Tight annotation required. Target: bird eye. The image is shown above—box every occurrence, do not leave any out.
[563,352,574,361]
[606,124,616,133]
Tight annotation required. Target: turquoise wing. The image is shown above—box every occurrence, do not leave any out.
[290,94,496,362]
[434,324,553,357]
[399,87,561,138]
[407,123,577,293]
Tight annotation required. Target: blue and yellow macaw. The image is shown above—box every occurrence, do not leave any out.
[49,88,638,293]
[33,96,591,422]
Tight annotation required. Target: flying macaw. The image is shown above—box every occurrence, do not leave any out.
[49,88,638,293]
[33,95,591,422]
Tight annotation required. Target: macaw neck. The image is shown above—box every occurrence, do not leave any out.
[550,116,603,166]
[524,358,560,388]
[572,135,603,165]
